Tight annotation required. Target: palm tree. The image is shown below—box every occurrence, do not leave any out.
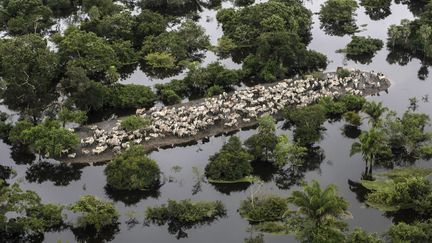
[350,128,390,178]
[288,180,349,242]
[362,101,388,127]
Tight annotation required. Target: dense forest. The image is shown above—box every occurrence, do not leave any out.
[1,0,432,242]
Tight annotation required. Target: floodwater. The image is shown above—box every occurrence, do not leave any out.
[2,1,432,242]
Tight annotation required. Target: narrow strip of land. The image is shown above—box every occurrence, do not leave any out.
[65,69,391,164]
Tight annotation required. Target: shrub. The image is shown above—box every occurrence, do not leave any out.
[245,115,278,161]
[120,115,151,132]
[319,96,347,117]
[105,146,160,190]
[239,195,288,222]
[145,199,226,225]
[10,119,80,158]
[344,111,362,126]
[205,136,253,181]
[70,195,119,232]
[206,85,224,97]
[337,68,351,79]
[343,36,383,57]
[339,94,366,111]
[159,88,182,105]
[105,84,156,109]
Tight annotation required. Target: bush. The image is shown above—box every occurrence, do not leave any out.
[146,199,226,225]
[319,96,348,117]
[9,119,80,158]
[319,0,359,36]
[120,115,151,132]
[105,146,160,190]
[205,136,253,181]
[343,111,362,126]
[337,68,351,79]
[338,94,366,111]
[70,195,119,232]
[343,36,384,56]
[245,115,278,161]
[105,84,156,109]
[239,195,288,222]
[206,85,224,97]
[159,88,182,105]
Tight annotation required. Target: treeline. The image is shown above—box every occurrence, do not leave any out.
[0,0,330,126]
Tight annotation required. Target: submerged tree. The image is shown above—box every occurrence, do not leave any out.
[362,101,388,126]
[0,34,59,122]
[338,36,384,64]
[145,199,226,239]
[245,115,278,161]
[105,145,161,191]
[288,180,349,242]
[319,0,359,36]
[205,136,253,181]
[360,0,392,20]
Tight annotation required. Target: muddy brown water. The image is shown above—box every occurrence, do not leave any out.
[1,1,432,242]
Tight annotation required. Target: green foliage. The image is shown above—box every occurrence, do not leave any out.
[288,180,349,243]
[273,134,307,168]
[346,228,383,243]
[284,104,327,146]
[58,107,87,127]
[245,115,278,161]
[344,111,362,126]
[381,111,432,157]
[70,195,119,232]
[217,1,327,81]
[362,101,388,126]
[105,84,156,109]
[339,94,366,111]
[56,27,119,83]
[105,146,160,190]
[339,36,384,64]
[239,195,288,222]
[0,112,12,139]
[0,0,54,35]
[361,168,432,215]
[145,199,226,237]
[141,20,210,76]
[9,119,79,158]
[387,221,432,243]
[183,62,240,96]
[319,96,348,117]
[0,182,63,241]
[351,127,392,175]
[205,136,253,181]
[360,0,392,21]
[319,0,359,36]
[337,68,352,79]
[0,34,59,122]
[215,36,237,58]
[120,115,151,132]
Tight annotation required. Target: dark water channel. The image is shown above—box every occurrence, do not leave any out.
[2,1,432,242]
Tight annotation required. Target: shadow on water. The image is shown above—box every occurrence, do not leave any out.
[341,125,362,139]
[71,224,120,243]
[104,185,161,206]
[209,182,251,195]
[25,161,85,186]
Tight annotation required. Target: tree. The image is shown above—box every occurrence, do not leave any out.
[0,0,54,35]
[69,195,119,232]
[346,228,383,243]
[120,115,151,132]
[58,107,87,127]
[288,180,349,243]
[273,135,307,168]
[0,34,59,122]
[319,0,359,36]
[338,36,384,64]
[205,136,253,181]
[362,101,388,126]
[360,0,392,21]
[56,27,119,83]
[105,146,161,190]
[245,115,278,161]
[239,195,288,222]
[0,182,63,241]
[387,221,432,242]
[12,119,80,158]
[350,128,391,177]
[284,104,327,146]
[145,199,226,238]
